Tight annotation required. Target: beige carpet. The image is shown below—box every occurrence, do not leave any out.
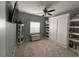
[15,39,79,57]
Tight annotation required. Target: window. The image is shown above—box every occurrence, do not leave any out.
[30,21,40,34]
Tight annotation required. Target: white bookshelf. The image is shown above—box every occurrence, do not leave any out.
[69,14,79,54]
[70,26,79,28]
[45,19,49,37]
[69,32,79,36]
[70,18,79,22]
[69,39,79,43]
[46,31,49,33]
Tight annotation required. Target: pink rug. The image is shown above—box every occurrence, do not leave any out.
[23,40,78,57]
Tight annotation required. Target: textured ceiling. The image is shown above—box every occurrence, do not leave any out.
[11,1,79,17]
[17,1,59,16]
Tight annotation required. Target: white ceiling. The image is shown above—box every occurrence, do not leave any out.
[12,1,79,17]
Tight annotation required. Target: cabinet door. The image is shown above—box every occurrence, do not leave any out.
[6,22,16,56]
[49,17,57,41]
[57,14,69,48]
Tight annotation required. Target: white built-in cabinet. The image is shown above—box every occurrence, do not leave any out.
[17,24,24,44]
[49,13,70,48]
[6,22,16,56]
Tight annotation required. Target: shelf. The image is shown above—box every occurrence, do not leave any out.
[70,18,79,22]
[45,24,49,25]
[46,33,49,34]
[70,26,79,28]
[46,26,49,28]
[45,27,49,28]
[69,32,79,36]
[45,22,49,24]
[45,34,49,35]
[69,14,79,54]
[45,20,49,37]
[46,31,49,32]
[45,21,49,24]
[69,39,79,43]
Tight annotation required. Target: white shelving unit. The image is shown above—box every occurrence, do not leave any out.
[17,24,24,45]
[69,32,79,35]
[70,26,79,28]
[45,19,49,38]
[70,18,79,22]
[69,39,79,43]
[69,14,79,54]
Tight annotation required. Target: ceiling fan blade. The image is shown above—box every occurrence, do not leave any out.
[48,13,52,15]
[48,9,55,12]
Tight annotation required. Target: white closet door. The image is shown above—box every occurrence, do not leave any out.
[57,14,69,48]
[49,13,69,48]
[49,17,57,41]
[6,22,16,56]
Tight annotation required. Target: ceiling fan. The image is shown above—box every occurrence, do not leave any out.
[42,8,55,16]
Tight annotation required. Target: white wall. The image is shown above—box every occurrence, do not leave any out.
[49,13,69,48]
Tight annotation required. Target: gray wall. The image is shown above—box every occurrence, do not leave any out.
[0,1,6,57]
[6,1,17,56]
[6,22,16,57]
[18,11,46,40]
